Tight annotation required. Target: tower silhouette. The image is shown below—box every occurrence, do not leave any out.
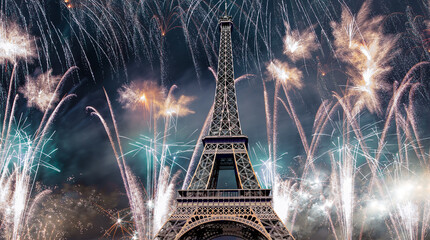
[155,8,294,240]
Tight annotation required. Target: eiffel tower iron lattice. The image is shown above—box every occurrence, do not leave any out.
[155,10,294,240]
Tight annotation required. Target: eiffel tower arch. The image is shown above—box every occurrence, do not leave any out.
[155,7,294,240]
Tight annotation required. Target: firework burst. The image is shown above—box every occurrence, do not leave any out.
[0,21,35,63]
[330,1,398,114]
[283,23,318,62]
[158,93,195,118]
[267,60,304,90]
[19,70,61,112]
[118,81,165,113]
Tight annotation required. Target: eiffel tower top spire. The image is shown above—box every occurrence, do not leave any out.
[208,3,242,137]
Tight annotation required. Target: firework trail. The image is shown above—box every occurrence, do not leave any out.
[261,1,430,239]
[152,168,179,235]
[266,58,309,178]
[159,85,193,191]
[89,83,194,239]
[273,177,297,227]
[381,165,430,240]
[376,61,430,164]
[87,99,147,238]
[264,17,319,172]
[0,19,77,239]
[328,143,358,240]
[0,67,77,239]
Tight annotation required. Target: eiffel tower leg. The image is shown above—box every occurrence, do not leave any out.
[252,205,295,240]
[155,219,186,240]
[154,204,193,239]
[188,143,217,190]
[233,143,261,189]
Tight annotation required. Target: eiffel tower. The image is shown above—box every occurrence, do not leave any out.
[155,6,294,240]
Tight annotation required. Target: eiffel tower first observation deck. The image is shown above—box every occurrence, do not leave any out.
[155,6,294,240]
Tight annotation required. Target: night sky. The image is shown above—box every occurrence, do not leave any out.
[2,0,430,239]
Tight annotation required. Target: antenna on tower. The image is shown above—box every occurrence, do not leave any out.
[224,0,227,15]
